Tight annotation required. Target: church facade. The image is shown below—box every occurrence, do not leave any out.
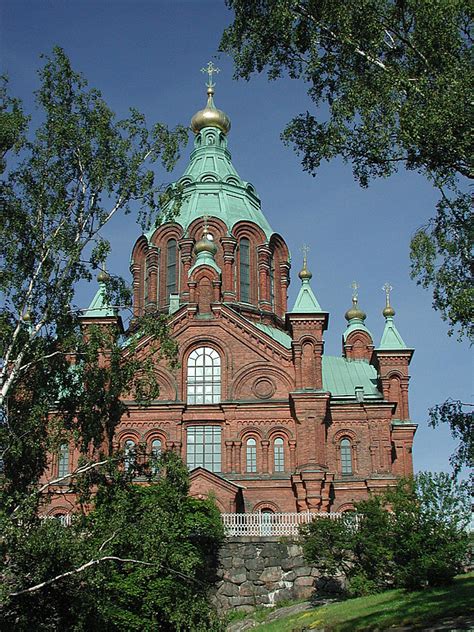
[46,72,416,517]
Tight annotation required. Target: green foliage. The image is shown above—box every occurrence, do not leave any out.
[428,399,473,478]
[2,453,224,631]
[301,473,471,596]
[221,0,473,340]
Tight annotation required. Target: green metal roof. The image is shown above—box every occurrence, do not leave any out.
[188,249,222,276]
[378,316,407,350]
[322,356,381,398]
[343,318,373,342]
[254,322,292,349]
[82,282,116,318]
[146,126,273,240]
[290,278,323,313]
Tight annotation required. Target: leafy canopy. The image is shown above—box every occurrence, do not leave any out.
[221,0,473,340]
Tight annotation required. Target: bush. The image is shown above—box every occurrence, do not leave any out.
[301,473,471,596]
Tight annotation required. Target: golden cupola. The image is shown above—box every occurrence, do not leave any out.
[191,62,231,135]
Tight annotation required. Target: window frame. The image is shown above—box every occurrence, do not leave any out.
[273,437,285,472]
[187,346,221,405]
[186,425,222,473]
[340,438,353,475]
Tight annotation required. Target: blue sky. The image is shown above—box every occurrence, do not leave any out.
[2,0,471,476]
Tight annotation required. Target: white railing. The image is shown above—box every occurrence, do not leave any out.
[221,511,351,537]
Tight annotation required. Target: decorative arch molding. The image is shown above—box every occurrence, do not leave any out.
[267,426,293,441]
[142,428,170,444]
[238,427,264,442]
[299,335,319,347]
[346,331,373,344]
[386,369,404,380]
[333,428,359,444]
[268,232,290,261]
[225,175,241,186]
[131,234,149,266]
[116,429,142,444]
[188,216,227,242]
[148,222,183,247]
[231,362,294,400]
[252,500,281,513]
[231,220,267,243]
[336,502,356,513]
[199,173,219,183]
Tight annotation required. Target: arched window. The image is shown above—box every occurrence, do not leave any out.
[166,239,177,297]
[274,437,284,472]
[239,238,250,303]
[58,443,69,477]
[124,439,136,472]
[151,438,162,474]
[187,347,221,404]
[246,438,257,473]
[340,438,353,475]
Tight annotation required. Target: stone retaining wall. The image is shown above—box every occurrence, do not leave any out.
[212,537,345,614]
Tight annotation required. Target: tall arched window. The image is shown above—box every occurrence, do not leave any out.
[246,438,257,473]
[340,438,353,475]
[124,439,136,472]
[166,239,177,297]
[274,437,284,472]
[58,443,69,477]
[187,347,221,404]
[239,238,250,303]
[151,438,162,474]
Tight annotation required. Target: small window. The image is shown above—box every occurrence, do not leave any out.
[340,438,353,475]
[246,438,257,473]
[186,426,221,473]
[166,239,177,297]
[124,439,136,472]
[151,439,162,473]
[240,238,251,303]
[58,443,69,477]
[187,347,221,404]
[269,257,275,308]
[274,437,284,472]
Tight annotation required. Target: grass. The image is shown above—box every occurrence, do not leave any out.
[252,572,474,631]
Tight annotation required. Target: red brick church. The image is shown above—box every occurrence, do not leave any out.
[46,68,416,518]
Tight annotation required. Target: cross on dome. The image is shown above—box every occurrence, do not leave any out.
[201,61,220,89]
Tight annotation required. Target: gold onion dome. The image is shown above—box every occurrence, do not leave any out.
[383,303,396,318]
[345,297,366,322]
[194,235,218,257]
[191,85,231,135]
[299,263,313,281]
[97,269,110,283]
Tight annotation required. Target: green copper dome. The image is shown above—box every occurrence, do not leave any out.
[146,86,273,241]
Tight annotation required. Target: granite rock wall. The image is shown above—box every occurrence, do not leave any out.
[212,537,345,614]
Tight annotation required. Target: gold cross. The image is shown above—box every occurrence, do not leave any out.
[382,282,393,306]
[351,281,359,300]
[301,244,310,266]
[201,61,220,88]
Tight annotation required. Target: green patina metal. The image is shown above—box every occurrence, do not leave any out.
[343,318,373,342]
[378,315,407,350]
[322,356,381,398]
[188,247,222,276]
[83,281,116,318]
[146,125,273,240]
[289,276,323,313]
[254,322,292,349]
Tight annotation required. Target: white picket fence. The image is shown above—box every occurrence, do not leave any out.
[221,511,354,537]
